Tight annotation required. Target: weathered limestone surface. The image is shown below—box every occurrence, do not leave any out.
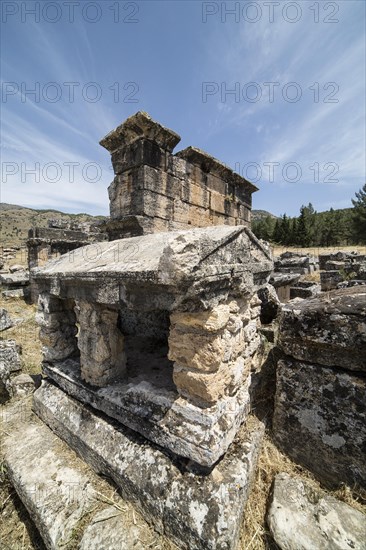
[1,398,160,550]
[0,307,13,331]
[269,272,301,303]
[33,381,265,550]
[0,270,29,288]
[267,473,366,550]
[100,112,257,239]
[36,294,79,363]
[0,339,22,398]
[320,270,344,291]
[34,226,273,465]
[9,373,36,397]
[257,283,281,324]
[169,298,261,406]
[279,287,366,372]
[75,301,126,386]
[319,251,366,270]
[274,252,318,275]
[319,251,366,291]
[273,358,366,489]
[289,281,321,300]
[33,226,273,310]
[27,220,107,269]
[42,359,253,467]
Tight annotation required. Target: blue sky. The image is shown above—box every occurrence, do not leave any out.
[1,0,365,217]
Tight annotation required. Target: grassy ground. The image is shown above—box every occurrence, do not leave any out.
[0,296,42,377]
[1,294,365,549]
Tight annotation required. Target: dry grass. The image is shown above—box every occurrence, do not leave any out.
[0,296,43,547]
[240,433,366,550]
[273,245,366,257]
[0,296,42,377]
[0,460,45,550]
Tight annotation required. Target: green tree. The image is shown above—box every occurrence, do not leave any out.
[352,184,366,244]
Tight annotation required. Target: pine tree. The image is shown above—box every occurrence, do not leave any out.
[352,184,366,244]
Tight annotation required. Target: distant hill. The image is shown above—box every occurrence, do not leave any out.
[252,210,278,221]
[0,203,106,247]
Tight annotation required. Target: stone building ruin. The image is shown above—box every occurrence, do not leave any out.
[100,111,257,239]
[26,112,274,548]
[27,218,107,269]
[3,112,365,550]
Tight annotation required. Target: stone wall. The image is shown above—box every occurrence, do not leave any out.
[27,220,107,269]
[100,112,257,239]
[273,287,366,489]
[319,251,366,291]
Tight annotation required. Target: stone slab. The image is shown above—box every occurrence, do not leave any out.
[273,358,366,489]
[42,360,252,467]
[267,473,366,550]
[1,398,159,550]
[279,287,366,372]
[0,308,14,331]
[33,381,265,550]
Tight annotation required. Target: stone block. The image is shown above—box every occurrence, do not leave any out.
[173,358,249,406]
[1,398,159,550]
[170,305,231,333]
[0,307,13,331]
[267,473,366,550]
[0,339,22,397]
[41,360,253,467]
[172,200,212,226]
[168,329,225,373]
[273,358,366,489]
[110,138,168,174]
[100,111,181,153]
[33,381,265,550]
[279,287,366,372]
[320,270,344,291]
[75,301,126,386]
[206,173,227,195]
[290,281,321,299]
[181,180,210,208]
[9,373,35,397]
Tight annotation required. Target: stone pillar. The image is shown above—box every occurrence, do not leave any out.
[36,294,78,362]
[75,301,126,387]
[168,297,261,407]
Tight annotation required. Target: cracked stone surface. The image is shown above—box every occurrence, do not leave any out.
[1,398,163,550]
[267,473,366,550]
[279,287,366,372]
[273,358,366,489]
[33,381,265,550]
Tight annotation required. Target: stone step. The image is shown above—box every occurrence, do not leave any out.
[0,398,167,550]
[33,380,265,550]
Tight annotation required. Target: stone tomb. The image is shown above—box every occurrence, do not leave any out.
[33,225,272,469]
[100,111,257,239]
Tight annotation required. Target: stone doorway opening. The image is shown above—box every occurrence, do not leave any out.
[118,307,176,392]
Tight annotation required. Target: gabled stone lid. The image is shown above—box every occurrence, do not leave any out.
[176,146,259,193]
[99,111,181,153]
[32,225,272,288]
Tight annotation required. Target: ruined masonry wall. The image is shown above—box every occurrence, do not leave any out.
[100,112,257,239]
